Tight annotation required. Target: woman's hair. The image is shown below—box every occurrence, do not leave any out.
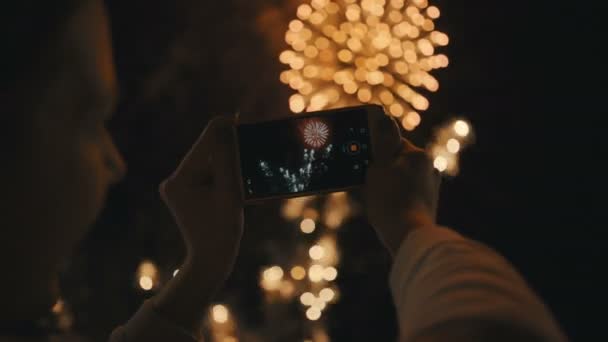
[0,0,93,165]
[1,1,87,91]
[1,0,90,155]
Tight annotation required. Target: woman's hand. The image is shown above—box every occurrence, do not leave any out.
[365,111,441,257]
[153,116,244,337]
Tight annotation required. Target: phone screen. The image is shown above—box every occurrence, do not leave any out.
[237,106,373,201]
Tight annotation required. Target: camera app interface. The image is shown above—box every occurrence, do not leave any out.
[238,108,372,200]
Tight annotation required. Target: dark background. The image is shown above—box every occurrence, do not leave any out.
[64,0,605,340]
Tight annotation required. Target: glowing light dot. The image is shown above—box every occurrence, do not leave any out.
[379,90,394,105]
[358,88,372,102]
[212,305,229,324]
[297,4,313,20]
[173,269,179,277]
[454,120,470,137]
[390,103,404,117]
[326,2,340,14]
[422,19,435,31]
[332,30,348,44]
[290,94,306,113]
[267,266,284,280]
[311,0,329,10]
[290,56,305,69]
[404,49,418,63]
[447,139,461,153]
[309,245,326,260]
[434,156,448,172]
[417,39,434,56]
[310,12,325,25]
[375,53,389,66]
[404,111,421,128]
[289,76,304,90]
[279,50,295,64]
[304,46,319,58]
[388,10,403,23]
[406,6,418,17]
[338,49,353,63]
[431,31,449,46]
[347,38,362,52]
[300,218,316,233]
[412,95,429,110]
[300,292,315,306]
[366,71,384,85]
[323,267,338,281]
[391,0,405,9]
[394,61,408,74]
[315,37,330,49]
[311,298,326,310]
[309,264,324,282]
[320,288,335,302]
[139,276,153,291]
[291,266,307,280]
[343,81,358,94]
[306,307,322,321]
[289,20,304,32]
[426,6,440,19]
[346,5,361,21]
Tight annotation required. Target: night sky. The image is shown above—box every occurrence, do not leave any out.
[64,0,605,340]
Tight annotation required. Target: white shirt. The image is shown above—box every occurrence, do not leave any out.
[108,226,567,342]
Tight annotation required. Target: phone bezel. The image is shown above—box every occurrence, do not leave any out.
[234,104,383,205]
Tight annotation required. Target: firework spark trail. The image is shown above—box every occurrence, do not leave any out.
[303,120,330,148]
[280,0,449,132]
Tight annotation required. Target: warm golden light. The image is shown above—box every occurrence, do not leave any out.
[52,299,64,314]
[280,280,296,298]
[454,120,470,137]
[212,304,229,324]
[402,111,421,131]
[308,264,325,282]
[319,288,335,302]
[139,276,153,291]
[289,94,306,113]
[261,265,284,291]
[297,4,313,20]
[280,0,449,123]
[264,266,284,281]
[309,245,326,260]
[433,156,448,172]
[322,266,338,281]
[426,6,440,19]
[136,260,158,291]
[291,266,307,280]
[306,307,322,321]
[300,218,316,234]
[300,292,315,306]
[311,297,326,311]
[447,138,461,153]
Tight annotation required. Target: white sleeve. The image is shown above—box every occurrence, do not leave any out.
[108,300,198,342]
[390,226,568,342]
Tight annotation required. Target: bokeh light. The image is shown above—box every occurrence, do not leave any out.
[281,0,450,132]
[300,218,316,233]
[212,304,229,324]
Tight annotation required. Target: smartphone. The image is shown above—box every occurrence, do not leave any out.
[235,104,381,203]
